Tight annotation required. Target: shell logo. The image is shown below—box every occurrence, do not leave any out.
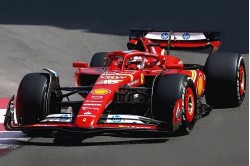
[91,88,111,95]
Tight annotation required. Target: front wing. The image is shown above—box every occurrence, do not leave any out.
[4,97,170,134]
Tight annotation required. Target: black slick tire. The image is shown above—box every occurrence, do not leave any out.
[16,73,49,135]
[205,53,246,108]
[153,74,197,135]
[90,52,108,67]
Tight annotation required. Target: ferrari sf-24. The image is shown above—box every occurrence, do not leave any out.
[4,29,246,137]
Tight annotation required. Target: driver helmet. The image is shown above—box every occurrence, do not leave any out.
[127,56,145,69]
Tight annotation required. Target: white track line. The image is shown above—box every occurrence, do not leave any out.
[0,109,6,123]
[0,108,17,124]
[0,144,19,149]
[0,138,30,141]
[0,131,22,133]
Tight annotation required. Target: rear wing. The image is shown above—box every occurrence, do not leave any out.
[128,29,222,54]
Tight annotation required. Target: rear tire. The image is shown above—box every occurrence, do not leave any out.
[90,52,108,67]
[16,73,49,126]
[153,74,197,134]
[205,53,246,108]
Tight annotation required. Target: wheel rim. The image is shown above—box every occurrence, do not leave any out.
[239,65,245,96]
[185,87,195,122]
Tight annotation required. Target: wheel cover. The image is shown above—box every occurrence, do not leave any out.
[185,87,195,122]
[239,65,245,96]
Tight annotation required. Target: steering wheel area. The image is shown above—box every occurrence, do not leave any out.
[127,64,139,70]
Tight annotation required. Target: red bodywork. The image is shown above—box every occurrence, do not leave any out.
[5,31,221,133]
[73,50,205,130]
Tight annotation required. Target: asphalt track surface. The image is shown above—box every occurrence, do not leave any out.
[0,23,248,166]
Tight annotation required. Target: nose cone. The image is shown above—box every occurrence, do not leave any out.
[74,71,143,128]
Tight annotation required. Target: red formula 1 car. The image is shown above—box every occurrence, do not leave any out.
[4,29,246,137]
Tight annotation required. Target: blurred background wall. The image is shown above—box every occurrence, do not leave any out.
[0,0,248,53]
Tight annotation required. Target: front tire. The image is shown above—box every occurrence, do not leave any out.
[16,73,49,126]
[153,74,197,135]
